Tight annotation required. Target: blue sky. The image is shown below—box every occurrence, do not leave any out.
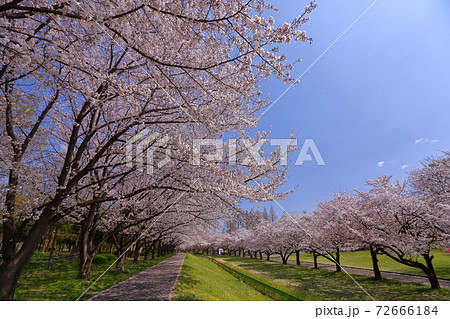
[249,0,450,215]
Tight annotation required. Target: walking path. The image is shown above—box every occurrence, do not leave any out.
[268,256,450,289]
[89,253,186,301]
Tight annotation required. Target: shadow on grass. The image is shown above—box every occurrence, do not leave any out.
[216,256,450,301]
[172,264,202,301]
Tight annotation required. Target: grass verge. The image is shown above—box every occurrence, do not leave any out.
[172,254,271,301]
[216,256,450,301]
[15,252,175,300]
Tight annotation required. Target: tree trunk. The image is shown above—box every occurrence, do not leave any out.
[313,252,318,268]
[381,249,440,289]
[116,254,126,270]
[423,254,440,289]
[259,251,263,259]
[77,239,95,281]
[76,204,101,280]
[133,241,141,265]
[266,251,270,261]
[78,256,94,280]
[113,234,137,270]
[144,246,150,261]
[47,224,60,269]
[335,248,341,272]
[70,232,80,258]
[296,250,300,265]
[0,207,55,300]
[369,244,382,280]
[77,248,94,280]
[0,264,21,301]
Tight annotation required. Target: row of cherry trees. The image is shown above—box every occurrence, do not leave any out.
[0,0,317,300]
[188,154,450,289]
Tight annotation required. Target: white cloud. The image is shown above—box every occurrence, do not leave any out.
[415,138,425,144]
[401,164,409,169]
[377,161,384,167]
[415,138,439,144]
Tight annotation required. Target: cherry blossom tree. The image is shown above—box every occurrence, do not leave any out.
[305,198,357,272]
[0,0,316,299]
[357,175,450,289]
[284,213,310,265]
[409,153,450,207]
[325,192,385,280]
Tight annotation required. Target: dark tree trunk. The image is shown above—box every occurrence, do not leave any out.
[0,264,21,301]
[133,241,141,265]
[113,234,137,270]
[0,207,55,300]
[281,251,292,265]
[69,232,80,258]
[335,248,341,272]
[77,248,93,280]
[144,245,150,261]
[369,244,382,280]
[116,254,126,270]
[313,252,318,268]
[115,235,126,270]
[381,249,440,289]
[296,250,300,265]
[266,251,270,261]
[259,251,263,259]
[77,203,101,280]
[47,224,60,269]
[423,254,440,289]
[78,256,94,280]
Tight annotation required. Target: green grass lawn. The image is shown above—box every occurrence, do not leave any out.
[14,252,174,300]
[216,256,450,301]
[291,249,450,280]
[172,254,272,301]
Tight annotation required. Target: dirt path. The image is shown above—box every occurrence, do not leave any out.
[89,253,186,301]
[268,255,450,289]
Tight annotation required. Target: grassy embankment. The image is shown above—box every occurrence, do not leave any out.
[173,253,271,301]
[15,251,174,300]
[215,255,450,301]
